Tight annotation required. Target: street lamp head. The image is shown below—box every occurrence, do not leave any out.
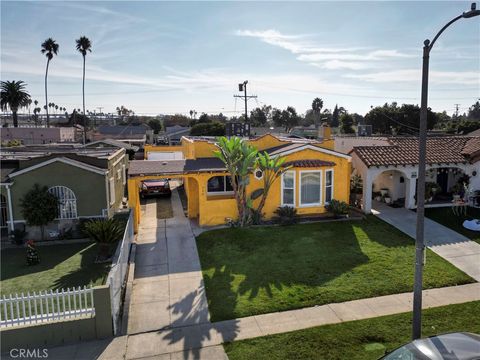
[462,2,480,17]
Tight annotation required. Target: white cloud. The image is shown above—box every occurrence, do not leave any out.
[235,28,415,71]
[344,69,479,85]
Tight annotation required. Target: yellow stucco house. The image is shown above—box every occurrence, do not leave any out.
[128,131,351,230]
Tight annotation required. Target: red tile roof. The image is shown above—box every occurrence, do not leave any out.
[284,159,336,168]
[353,136,480,167]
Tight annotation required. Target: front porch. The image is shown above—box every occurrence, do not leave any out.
[360,164,475,214]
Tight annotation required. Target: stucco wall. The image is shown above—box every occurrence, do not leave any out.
[10,162,107,220]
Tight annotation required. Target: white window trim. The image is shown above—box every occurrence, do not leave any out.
[281,170,296,207]
[207,175,234,196]
[325,169,334,205]
[299,170,322,208]
[48,186,78,219]
[122,164,126,185]
[109,177,115,205]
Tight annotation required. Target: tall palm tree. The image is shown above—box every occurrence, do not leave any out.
[1,80,31,127]
[41,38,59,128]
[76,36,92,144]
[311,97,324,129]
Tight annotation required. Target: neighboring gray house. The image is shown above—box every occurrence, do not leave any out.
[0,145,129,240]
[89,124,152,147]
[158,125,190,145]
[1,127,79,145]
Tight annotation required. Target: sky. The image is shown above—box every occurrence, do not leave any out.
[1,1,479,118]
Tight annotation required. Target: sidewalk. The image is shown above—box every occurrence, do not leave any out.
[124,283,479,359]
[372,201,480,281]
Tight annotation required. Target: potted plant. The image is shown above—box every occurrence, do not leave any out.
[425,182,440,202]
[372,191,382,202]
[450,183,463,201]
[384,196,392,204]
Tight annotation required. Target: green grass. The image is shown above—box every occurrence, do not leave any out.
[1,242,111,296]
[425,206,480,244]
[196,216,474,321]
[224,301,480,360]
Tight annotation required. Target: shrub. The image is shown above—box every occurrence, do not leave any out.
[84,218,124,244]
[326,199,349,218]
[274,206,297,225]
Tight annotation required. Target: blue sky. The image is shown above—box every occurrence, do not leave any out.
[1,1,479,117]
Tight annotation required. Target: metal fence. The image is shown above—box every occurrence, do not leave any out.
[0,286,94,328]
[107,210,134,335]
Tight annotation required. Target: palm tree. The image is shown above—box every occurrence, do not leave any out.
[312,97,324,129]
[1,80,31,127]
[76,36,92,144]
[41,38,59,128]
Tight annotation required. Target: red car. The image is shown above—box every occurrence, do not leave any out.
[140,179,172,198]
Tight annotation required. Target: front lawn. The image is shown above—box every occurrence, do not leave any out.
[1,242,111,296]
[196,216,473,321]
[425,206,480,244]
[224,301,480,360]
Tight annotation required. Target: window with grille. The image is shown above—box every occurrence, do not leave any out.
[48,186,78,219]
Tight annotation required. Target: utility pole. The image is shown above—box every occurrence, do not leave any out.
[234,80,257,123]
[413,2,479,341]
[454,104,460,118]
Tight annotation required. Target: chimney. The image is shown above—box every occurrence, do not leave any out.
[318,122,331,140]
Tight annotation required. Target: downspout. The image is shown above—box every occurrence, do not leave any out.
[104,171,110,217]
[6,183,14,232]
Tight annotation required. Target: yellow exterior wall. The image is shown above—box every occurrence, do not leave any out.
[128,135,351,230]
[248,134,288,151]
[192,148,351,226]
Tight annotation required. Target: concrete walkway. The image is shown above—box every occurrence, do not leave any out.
[127,189,211,334]
[372,201,480,281]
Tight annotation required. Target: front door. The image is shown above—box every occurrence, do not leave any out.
[436,171,449,194]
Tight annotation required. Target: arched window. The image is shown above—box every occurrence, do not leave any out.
[48,186,78,219]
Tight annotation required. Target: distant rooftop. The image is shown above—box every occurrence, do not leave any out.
[0,144,121,161]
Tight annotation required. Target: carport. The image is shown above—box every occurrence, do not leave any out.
[127,158,231,231]
[128,160,185,231]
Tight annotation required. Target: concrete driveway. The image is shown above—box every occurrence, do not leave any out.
[372,201,480,281]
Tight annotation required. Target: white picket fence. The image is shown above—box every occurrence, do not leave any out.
[0,286,94,328]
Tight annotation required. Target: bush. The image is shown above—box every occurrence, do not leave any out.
[326,199,349,218]
[274,206,297,225]
[84,218,124,244]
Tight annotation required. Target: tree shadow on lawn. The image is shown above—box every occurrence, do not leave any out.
[52,243,111,290]
[161,274,240,360]
[197,221,372,321]
[0,243,94,282]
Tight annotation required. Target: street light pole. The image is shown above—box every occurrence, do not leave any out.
[413,2,480,340]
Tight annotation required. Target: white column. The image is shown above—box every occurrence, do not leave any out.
[405,177,417,209]
[6,184,14,231]
[362,171,373,214]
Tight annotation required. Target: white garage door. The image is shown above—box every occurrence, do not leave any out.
[148,151,184,160]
